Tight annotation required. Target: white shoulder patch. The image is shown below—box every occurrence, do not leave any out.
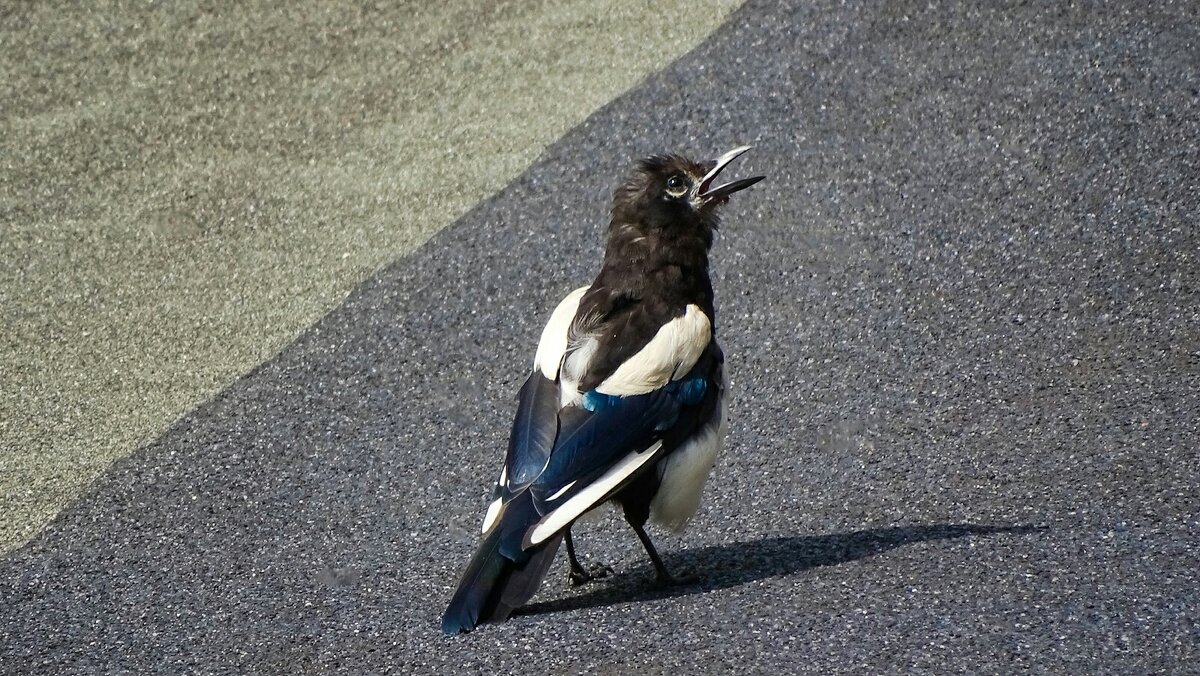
[595,304,711,396]
[533,286,589,380]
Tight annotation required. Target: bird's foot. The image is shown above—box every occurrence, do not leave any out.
[569,562,615,586]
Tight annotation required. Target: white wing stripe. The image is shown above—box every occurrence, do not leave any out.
[481,497,504,534]
[524,441,664,547]
[545,480,577,502]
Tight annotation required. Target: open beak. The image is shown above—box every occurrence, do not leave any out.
[696,145,765,202]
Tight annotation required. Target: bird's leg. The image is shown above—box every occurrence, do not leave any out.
[564,527,613,586]
[625,517,699,587]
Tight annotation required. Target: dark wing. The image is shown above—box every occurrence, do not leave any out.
[477,370,559,536]
[479,284,714,547]
[503,372,559,491]
[530,385,677,506]
[519,342,723,548]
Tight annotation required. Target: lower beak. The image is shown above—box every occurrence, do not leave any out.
[696,145,766,201]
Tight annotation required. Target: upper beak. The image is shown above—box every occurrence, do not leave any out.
[696,145,765,201]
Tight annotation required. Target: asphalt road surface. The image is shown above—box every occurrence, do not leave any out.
[2,0,1197,673]
[0,0,739,553]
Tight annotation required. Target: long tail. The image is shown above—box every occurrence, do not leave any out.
[442,492,563,634]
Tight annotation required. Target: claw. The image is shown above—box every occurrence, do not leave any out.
[569,562,614,586]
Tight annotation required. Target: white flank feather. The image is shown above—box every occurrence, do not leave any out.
[649,394,727,531]
[652,372,724,530]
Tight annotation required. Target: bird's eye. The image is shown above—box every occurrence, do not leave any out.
[665,175,688,197]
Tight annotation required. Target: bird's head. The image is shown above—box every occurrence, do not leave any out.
[611,146,765,238]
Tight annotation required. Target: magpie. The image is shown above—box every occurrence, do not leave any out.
[442,146,764,634]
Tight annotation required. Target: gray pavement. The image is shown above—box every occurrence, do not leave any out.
[2,0,1198,673]
[0,0,738,553]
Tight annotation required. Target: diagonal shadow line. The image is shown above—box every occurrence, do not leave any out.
[519,523,1044,617]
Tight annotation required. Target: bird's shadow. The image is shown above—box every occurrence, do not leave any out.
[519,523,1043,617]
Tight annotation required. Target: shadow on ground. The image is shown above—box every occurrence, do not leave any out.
[521,524,1043,616]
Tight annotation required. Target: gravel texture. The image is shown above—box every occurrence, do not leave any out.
[2,0,1198,673]
[0,0,740,552]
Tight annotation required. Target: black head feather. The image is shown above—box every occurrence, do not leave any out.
[611,153,718,238]
[583,148,762,328]
[573,148,761,385]
[609,148,764,245]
